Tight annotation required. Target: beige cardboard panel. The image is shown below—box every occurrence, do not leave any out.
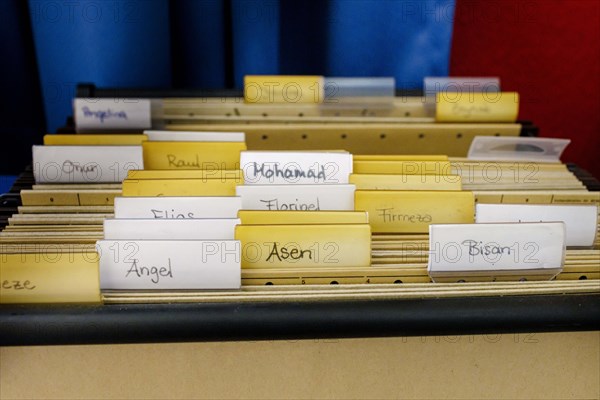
[1,332,598,400]
[165,123,521,156]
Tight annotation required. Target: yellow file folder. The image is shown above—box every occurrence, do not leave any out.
[355,190,475,233]
[353,161,452,175]
[353,155,449,161]
[142,141,246,170]
[349,174,462,190]
[436,92,519,122]
[127,169,243,181]
[237,211,369,225]
[122,178,238,197]
[235,224,371,268]
[244,75,324,104]
[0,251,101,304]
[43,134,147,145]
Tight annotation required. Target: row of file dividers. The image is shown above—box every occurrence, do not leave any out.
[1,149,599,304]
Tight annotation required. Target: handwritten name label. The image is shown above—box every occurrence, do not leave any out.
[125,258,173,284]
[260,198,320,211]
[103,218,239,240]
[33,146,143,183]
[74,98,151,131]
[81,106,127,123]
[2,280,36,290]
[265,242,313,262]
[241,151,352,184]
[167,154,202,168]
[97,240,241,290]
[452,103,491,118]
[236,184,355,210]
[428,222,566,280]
[476,204,598,247]
[377,208,432,223]
[114,197,242,219]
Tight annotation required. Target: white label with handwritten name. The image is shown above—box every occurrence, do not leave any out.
[236,184,355,210]
[428,222,566,279]
[240,151,352,184]
[97,240,241,290]
[114,196,242,219]
[144,130,245,142]
[33,145,143,183]
[476,204,598,247]
[104,218,240,240]
[74,98,151,131]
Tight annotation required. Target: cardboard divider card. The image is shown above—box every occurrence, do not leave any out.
[476,204,598,247]
[353,155,449,161]
[428,222,566,281]
[103,219,240,240]
[74,98,151,131]
[97,240,241,290]
[467,136,571,162]
[32,146,143,183]
[236,184,355,210]
[435,92,519,122]
[353,161,452,175]
[43,134,148,145]
[238,211,369,225]
[244,75,325,104]
[240,151,352,185]
[349,174,462,190]
[234,224,371,268]
[355,190,475,233]
[126,169,243,182]
[122,178,238,196]
[114,197,242,219]
[0,251,101,304]
[142,141,246,170]
[144,131,245,142]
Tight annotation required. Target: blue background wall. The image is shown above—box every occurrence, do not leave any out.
[0,0,455,188]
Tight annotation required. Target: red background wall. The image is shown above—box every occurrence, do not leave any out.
[450,0,599,178]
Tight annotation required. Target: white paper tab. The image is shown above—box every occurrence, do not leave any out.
[74,98,151,131]
[424,77,500,98]
[113,196,242,219]
[476,204,598,247]
[144,130,245,142]
[103,218,240,240]
[236,184,355,210]
[467,136,570,162]
[240,151,352,184]
[428,222,566,281]
[33,145,143,183]
[97,240,241,290]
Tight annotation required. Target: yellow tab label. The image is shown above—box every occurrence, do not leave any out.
[0,252,101,304]
[353,161,452,175]
[142,142,246,170]
[355,190,475,233]
[238,211,369,225]
[43,134,147,145]
[350,174,462,190]
[127,169,243,182]
[244,75,324,104]
[436,92,519,122]
[122,178,237,197]
[235,224,371,268]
